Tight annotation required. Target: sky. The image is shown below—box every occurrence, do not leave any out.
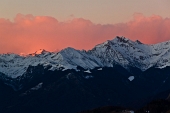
[0,0,170,54]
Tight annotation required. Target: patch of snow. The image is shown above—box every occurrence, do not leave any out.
[128,76,134,81]
[49,66,57,71]
[31,83,43,90]
[158,64,169,69]
[62,68,68,71]
[66,73,72,79]
[97,68,102,70]
[84,70,91,73]
[84,75,93,79]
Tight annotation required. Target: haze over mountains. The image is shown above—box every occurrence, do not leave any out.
[1,36,170,112]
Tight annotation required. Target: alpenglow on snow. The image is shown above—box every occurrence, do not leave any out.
[1,36,170,78]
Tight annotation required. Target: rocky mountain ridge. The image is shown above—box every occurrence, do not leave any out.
[1,36,170,112]
[1,36,170,78]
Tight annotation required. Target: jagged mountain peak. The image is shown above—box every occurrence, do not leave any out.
[0,53,22,61]
[135,40,143,44]
[30,49,50,56]
[94,36,132,48]
[94,40,113,49]
[1,36,170,78]
[35,49,46,54]
[114,36,130,42]
[111,36,145,46]
[60,47,78,53]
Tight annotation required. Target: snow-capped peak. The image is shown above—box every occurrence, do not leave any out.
[135,40,143,44]
[30,49,49,56]
[113,36,130,43]
[1,36,170,78]
[35,49,46,54]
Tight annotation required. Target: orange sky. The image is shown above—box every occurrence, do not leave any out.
[0,13,170,54]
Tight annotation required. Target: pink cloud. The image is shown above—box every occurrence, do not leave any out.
[0,13,170,54]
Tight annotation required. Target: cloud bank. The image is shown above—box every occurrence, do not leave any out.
[0,13,170,54]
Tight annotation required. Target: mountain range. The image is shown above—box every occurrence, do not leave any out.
[1,36,170,113]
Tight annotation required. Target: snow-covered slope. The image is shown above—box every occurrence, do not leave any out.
[1,36,170,78]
